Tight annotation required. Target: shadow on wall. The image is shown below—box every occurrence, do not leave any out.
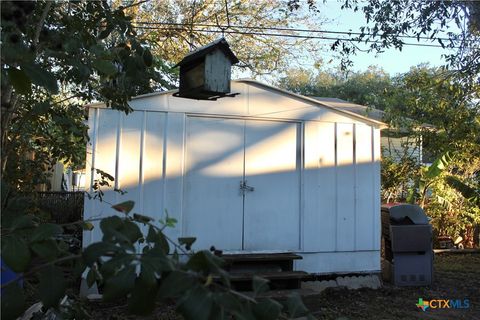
[84,111,380,254]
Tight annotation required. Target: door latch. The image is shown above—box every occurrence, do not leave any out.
[240,180,255,195]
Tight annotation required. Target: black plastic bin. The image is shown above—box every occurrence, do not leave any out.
[381,203,433,286]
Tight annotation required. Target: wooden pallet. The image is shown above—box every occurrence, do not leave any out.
[217,253,308,290]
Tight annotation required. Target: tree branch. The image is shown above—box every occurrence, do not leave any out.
[34,2,53,46]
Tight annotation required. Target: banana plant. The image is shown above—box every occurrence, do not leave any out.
[445,175,480,208]
[407,152,453,208]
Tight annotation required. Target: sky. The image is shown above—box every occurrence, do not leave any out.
[310,1,454,76]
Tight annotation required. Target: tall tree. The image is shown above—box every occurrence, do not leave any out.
[118,0,324,76]
[278,66,393,110]
[289,0,480,84]
[1,1,159,190]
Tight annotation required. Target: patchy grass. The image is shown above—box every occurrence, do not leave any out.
[303,253,480,320]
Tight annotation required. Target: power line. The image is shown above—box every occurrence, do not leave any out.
[132,25,454,49]
[133,21,458,42]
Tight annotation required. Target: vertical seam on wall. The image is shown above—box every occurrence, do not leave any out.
[115,112,123,204]
[161,113,168,224]
[334,122,338,252]
[139,111,146,214]
[298,122,304,252]
[241,120,246,250]
[371,127,376,249]
[89,108,100,193]
[180,114,187,237]
[88,108,100,246]
[353,124,357,251]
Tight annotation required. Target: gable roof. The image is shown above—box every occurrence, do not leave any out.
[174,38,239,67]
[87,79,387,128]
[235,79,386,127]
[311,97,385,122]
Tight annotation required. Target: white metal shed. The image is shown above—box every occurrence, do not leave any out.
[83,79,385,274]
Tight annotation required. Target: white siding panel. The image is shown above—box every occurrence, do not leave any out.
[87,109,121,245]
[303,122,336,252]
[355,125,374,250]
[118,111,143,207]
[243,120,300,251]
[164,113,186,241]
[83,108,98,247]
[142,112,166,221]
[373,128,382,250]
[295,251,381,273]
[183,117,244,250]
[336,123,355,251]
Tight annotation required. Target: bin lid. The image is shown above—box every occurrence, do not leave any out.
[382,203,429,225]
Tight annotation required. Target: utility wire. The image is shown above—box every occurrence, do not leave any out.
[133,21,460,42]
[132,25,454,48]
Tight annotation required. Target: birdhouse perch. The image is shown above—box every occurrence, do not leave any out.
[173,38,239,100]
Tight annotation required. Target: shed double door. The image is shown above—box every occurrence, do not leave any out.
[184,116,300,251]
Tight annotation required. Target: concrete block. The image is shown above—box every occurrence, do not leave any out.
[336,275,382,290]
[301,280,338,292]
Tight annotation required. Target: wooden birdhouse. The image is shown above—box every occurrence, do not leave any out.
[173,38,239,100]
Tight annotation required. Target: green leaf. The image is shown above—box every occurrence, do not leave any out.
[285,292,309,318]
[178,237,196,250]
[86,268,97,288]
[142,247,175,272]
[83,242,121,265]
[425,152,452,180]
[82,221,95,231]
[121,220,142,243]
[1,283,26,320]
[8,68,32,95]
[38,266,67,308]
[445,175,480,206]
[31,101,51,116]
[92,59,117,76]
[128,276,159,315]
[111,201,135,214]
[102,265,136,301]
[133,213,154,223]
[30,223,63,242]
[186,250,224,273]
[31,240,59,261]
[253,299,283,320]
[99,253,134,278]
[177,286,213,320]
[146,226,170,254]
[98,25,114,39]
[1,236,31,272]
[158,271,196,298]
[143,49,153,67]
[213,292,243,313]
[100,215,123,232]
[10,215,35,230]
[22,63,59,94]
[165,217,177,228]
[252,275,270,295]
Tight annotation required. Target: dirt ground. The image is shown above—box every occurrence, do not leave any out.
[86,253,479,320]
[303,253,480,320]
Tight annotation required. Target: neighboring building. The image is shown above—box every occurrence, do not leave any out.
[312,97,425,164]
[84,80,386,274]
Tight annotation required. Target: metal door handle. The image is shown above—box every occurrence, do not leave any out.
[240,181,255,194]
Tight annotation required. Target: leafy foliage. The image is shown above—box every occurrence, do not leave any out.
[1,196,316,319]
[1,0,161,191]
[117,0,324,77]
[278,66,393,111]
[291,0,480,83]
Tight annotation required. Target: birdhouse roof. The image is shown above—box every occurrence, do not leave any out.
[174,38,239,67]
